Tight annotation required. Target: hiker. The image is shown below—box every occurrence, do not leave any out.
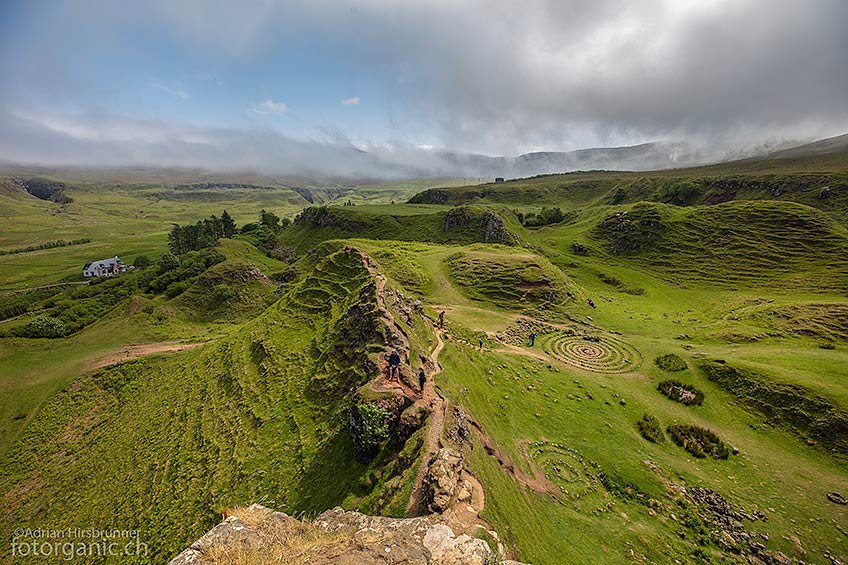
[438,310,445,329]
[479,338,485,351]
[587,298,596,309]
[388,349,401,381]
[418,368,427,392]
[529,332,536,346]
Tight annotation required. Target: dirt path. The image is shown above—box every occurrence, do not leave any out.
[405,327,446,517]
[493,343,552,362]
[89,342,205,371]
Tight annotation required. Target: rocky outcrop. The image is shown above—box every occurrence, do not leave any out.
[425,448,475,513]
[20,178,72,203]
[442,207,518,245]
[169,504,528,565]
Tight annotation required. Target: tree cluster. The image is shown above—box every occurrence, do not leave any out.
[167,210,237,254]
[514,206,565,227]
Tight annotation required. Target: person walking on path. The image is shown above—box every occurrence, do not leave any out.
[388,349,401,381]
[418,368,427,392]
[438,310,445,329]
[529,332,536,346]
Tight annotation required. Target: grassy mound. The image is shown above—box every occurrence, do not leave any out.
[637,414,665,443]
[667,425,730,459]
[657,380,704,406]
[444,248,577,308]
[279,205,519,253]
[699,361,848,456]
[369,247,432,294]
[654,354,688,372]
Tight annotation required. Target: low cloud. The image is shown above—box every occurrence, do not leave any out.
[250,99,288,115]
[1,0,847,170]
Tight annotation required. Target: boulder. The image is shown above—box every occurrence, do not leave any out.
[425,448,469,513]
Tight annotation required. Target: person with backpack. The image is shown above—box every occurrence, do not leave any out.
[529,332,536,346]
[418,368,427,392]
[388,349,401,381]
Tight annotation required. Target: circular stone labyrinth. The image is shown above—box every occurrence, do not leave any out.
[545,333,641,373]
[527,441,614,512]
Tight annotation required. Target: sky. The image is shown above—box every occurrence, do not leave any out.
[0,0,847,177]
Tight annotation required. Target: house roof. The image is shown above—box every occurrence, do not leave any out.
[85,257,123,270]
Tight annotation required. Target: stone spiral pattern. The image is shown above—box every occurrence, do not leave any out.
[545,333,640,373]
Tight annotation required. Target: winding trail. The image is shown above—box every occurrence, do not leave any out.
[405,327,446,517]
[89,341,205,371]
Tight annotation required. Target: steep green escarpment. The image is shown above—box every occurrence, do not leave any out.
[0,248,419,563]
[592,200,848,289]
[699,360,848,457]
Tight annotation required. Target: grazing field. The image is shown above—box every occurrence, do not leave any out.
[1,152,847,564]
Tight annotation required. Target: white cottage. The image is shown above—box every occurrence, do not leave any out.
[83,256,131,278]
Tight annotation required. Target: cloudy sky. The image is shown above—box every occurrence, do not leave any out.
[1,0,846,175]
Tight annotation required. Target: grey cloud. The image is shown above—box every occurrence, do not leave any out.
[2,0,847,173]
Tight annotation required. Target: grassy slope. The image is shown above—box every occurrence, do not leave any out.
[0,239,284,458]
[1,154,848,564]
[0,248,402,563]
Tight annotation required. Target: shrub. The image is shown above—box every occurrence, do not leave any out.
[165,281,191,298]
[133,255,153,268]
[21,316,66,338]
[658,380,704,406]
[667,424,729,459]
[655,353,687,372]
[638,414,665,443]
[521,206,565,227]
[357,403,390,447]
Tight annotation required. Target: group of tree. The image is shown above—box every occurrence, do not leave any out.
[514,206,565,227]
[167,210,237,254]
[239,209,291,251]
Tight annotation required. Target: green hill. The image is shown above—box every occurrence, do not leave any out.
[1,152,848,564]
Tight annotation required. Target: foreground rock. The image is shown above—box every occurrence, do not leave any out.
[169,504,527,564]
[425,447,475,513]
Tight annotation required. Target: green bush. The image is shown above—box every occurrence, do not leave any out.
[165,281,191,298]
[655,353,687,372]
[357,402,390,448]
[521,206,565,227]
[133,255,153,268]
[667,424,729,459]
[21,316,66,338]
[637,414,665,443]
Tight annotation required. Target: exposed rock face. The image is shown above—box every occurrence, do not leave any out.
[481,211,515,244]
[442,207,517,245]
[425,448,475,513]
[20,178,72,203]
[169,504,528,565]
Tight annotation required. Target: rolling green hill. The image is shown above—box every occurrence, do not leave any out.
[1,150,847,564]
